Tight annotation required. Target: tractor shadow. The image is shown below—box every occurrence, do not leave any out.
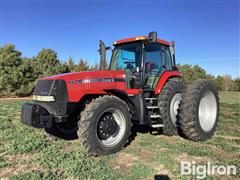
[50,124,161,142]
[127,122,186,147]
[51,121,185,146]
[125,124,163,147]
[52,124,177,141]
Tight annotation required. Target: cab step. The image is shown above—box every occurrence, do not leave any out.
[150,114,161,118]
[151,124,164,128]
[147,106,159,109]
[145,97,157,101]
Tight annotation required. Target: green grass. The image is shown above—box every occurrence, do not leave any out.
[219,91,240,104]
[0,91,239,179]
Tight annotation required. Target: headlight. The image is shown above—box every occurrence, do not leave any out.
[33,95,55,102]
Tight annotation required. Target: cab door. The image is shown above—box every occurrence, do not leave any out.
[144,43,172,89]
[110,42,142,89]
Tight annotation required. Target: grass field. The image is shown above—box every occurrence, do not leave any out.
[0,92,239,179]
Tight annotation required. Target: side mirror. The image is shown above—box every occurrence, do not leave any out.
[136,67,140,73]
[147,31,157,42]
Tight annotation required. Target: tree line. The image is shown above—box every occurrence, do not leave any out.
[177,64,240,91]
[0,44,239,97]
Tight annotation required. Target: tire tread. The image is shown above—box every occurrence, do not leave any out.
[77,95,131,155]
[179,79,219,141]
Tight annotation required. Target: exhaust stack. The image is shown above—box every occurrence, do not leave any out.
[99,40,106,70]
[171,41,176,66]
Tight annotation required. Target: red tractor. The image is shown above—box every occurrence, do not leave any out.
[21,32,219,155]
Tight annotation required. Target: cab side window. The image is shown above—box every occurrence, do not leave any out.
[165,47,172,70]
[145,43,163,76]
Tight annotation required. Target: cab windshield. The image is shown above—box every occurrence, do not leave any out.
[109,42,142,71]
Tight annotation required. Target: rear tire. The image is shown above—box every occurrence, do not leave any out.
[158,78,186,136]
[179,79,219,141]
[77,95,131,155]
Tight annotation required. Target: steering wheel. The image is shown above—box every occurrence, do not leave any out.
[123,61,135,72]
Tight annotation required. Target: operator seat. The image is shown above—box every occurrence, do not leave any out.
[145,62,160,89]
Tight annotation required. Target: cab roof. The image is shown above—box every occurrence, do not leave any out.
[113,36,170,46]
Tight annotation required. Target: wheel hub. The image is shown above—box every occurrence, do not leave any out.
[97,108,126,147]
[98,113,120,139]
[198,91,217,132]
[170,93,182,125]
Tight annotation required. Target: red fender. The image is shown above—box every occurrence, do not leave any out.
[154,71,182,94]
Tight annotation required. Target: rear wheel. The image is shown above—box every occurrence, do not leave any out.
[179,79,219,141]
[77,95,131,155]
[158,78,186,136]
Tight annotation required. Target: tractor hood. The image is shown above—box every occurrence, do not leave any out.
[36,70,127,102]
[40,70,126,83]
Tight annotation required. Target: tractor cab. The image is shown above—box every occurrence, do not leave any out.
[100,32,177,91]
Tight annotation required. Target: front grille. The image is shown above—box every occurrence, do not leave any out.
[33,79,68,101]
[32,79,69,116]
[33,80,54,96]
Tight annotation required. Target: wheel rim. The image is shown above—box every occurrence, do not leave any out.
[170,93,182,125]
[198,91,217,132]
[97,108,126,147]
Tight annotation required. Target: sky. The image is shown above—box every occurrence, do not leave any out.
[1,0,239,78]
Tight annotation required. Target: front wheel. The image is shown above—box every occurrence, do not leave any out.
[179,79,219,141]
[77,95,132,155]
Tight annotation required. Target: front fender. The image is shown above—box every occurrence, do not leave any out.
[154,71,182,94]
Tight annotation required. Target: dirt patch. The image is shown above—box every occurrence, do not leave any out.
[202,144,237,160]
[60,141,80,153]
[138,149,156,161]
[0,97,31,101]
[176,153,215,164]
[155,134,184,144]
[109,153,139,172]
[5,153,36,163]
[225,125,240,132]
[0,164,42,178]
[110,151,174,178]
[1,153,39,177]
[215,135,239,140]
[65,177,78,180]
[0,153,41,178]
[175,153,192,163]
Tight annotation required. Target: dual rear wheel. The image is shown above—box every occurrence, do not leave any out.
[179,79,219,141]
[158,79,219,141]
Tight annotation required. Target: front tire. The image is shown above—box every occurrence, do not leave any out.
[77,95,131,155]
[179,79,219,141]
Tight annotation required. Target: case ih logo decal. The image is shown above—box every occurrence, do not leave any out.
[68,78,125,84]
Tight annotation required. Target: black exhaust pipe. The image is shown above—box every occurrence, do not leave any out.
[171,41,178,71]
[99,40,106,70]
[171,41,176,66]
